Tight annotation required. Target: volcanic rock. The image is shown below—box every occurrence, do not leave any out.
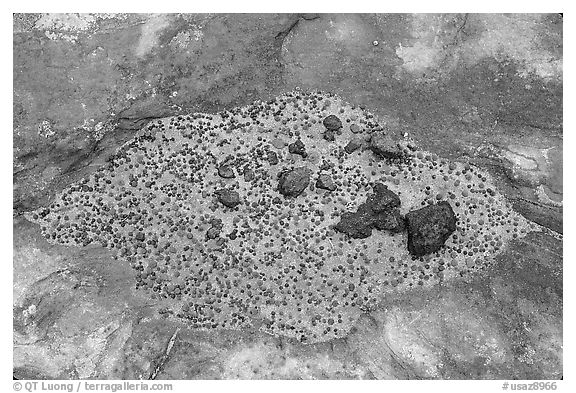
[243,166,255,182]
[334,204,375,239]
[406,201,457,256]
[206,226,221,240]
[288,139,307,157]
[316,174,337,191]
[323,130,336,142]
[370,131,403,159]
[334,183,404,238]
[373,209,405,233]
[278,167,311,198]
[323,115,342,131]
[267,151,279,165]
[218,164,235,178]
[344,138,363,154]
[368,183,401,212]
[216,189,241,208]
[350,124,362,134]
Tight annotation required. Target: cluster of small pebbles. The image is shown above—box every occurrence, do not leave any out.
[26,91,536,344]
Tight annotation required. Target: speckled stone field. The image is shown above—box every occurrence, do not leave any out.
[13,13,562,380]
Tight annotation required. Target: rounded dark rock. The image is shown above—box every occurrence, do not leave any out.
[334,204,375,239]
[218,164,235,179]
[369,132,403,159]
[216,189,241,208]
[323,115,343,131]
[267,151,279,165]
[406,201,457,256]
[316,174,337,191]
[206,226,221,240]
[288,139,307,157]
[243,167,255,182]
[323,129,336,142]
[278,167,311,198]
[350,124,362,134]
[373,209,405,233]
[344,138,363,154]
[367,183,401,212]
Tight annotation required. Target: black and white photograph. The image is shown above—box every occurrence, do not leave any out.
[10,6,566,387]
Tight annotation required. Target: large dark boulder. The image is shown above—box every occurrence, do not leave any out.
[406,201,457,256]
[278,167,311,198]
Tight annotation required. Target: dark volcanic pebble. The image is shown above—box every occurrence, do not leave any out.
[334,204,375,239]
[206,226,221,240]
[324,130,336,142]
[243,167,255,182]
[323,115,343,131]
[406,201,457,256]
[217,189,241,208]
[316,174,337,191]
[370,132,403,159]
[268,151,279,165]
[350,124,362,134]
[218,164,235,178]
[288,139,307,157]
[344,138,363,154]
[278,167,311,198]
